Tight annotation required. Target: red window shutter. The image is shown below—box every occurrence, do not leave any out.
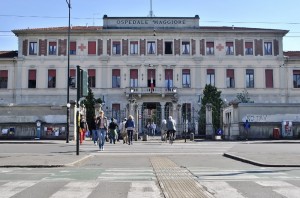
[226,42,233,47]
[88,69,95,77]
[207,69,214,74]
[245,42,253,48]
[0,70,8,77]
[70,69,76,77]
[112,103,120,111]
[88,41,96,54]
[148,69,155,79]
[206,42,214,48]
[226,69,234,78]
[48,69,56,77]
[130,69,138,79]
[112,69,120,76]
[165,69,173,80]
[265,69,273,88]
[70,42,76,50]
[182,69,190,74]
[28,70,36,80]
[293,70,300,75]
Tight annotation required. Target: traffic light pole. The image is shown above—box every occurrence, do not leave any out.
[76,65,80,155]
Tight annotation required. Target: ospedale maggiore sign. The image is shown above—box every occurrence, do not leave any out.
[103,15,200,29]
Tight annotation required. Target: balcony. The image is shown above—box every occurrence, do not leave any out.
[125,87,178,98]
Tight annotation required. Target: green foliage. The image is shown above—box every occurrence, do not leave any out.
[198,84,223,134]
[236,89,253,103]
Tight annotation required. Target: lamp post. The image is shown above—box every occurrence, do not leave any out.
[66,0,71,143]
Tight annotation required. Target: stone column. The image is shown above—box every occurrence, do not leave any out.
[160,102,166,121]
[206,103,213,139]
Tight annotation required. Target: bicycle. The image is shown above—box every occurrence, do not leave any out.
[168,130,175,145]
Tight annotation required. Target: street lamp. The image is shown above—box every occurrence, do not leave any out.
[66,0,71,143]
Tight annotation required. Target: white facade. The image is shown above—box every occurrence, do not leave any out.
[2,15,298,137]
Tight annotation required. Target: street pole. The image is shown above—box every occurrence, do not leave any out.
[66,0,71,143]
[76,65,80,155]
[185,103,187,143]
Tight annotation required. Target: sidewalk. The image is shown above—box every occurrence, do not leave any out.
[0,139,300,168]
[223,140,300,167]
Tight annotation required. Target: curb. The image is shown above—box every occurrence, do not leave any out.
[223,153,300,167]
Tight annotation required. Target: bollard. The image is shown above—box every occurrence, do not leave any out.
[143,134,148,141]
[190,133,194,141]
[134,133,138,141]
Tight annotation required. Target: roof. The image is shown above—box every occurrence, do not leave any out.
[0,51,18,58]
[284,51,300,57]
[12,25,288,35]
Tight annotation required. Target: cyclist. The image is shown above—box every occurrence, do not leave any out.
[166,116,176,144]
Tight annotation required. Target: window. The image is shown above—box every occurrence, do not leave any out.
[293,70,300,88]
[29,42,37,55]
[148,69,156,88]
[164,41,173,54]
[88,41,96,55]
[165,69,173,90]
[182,69,190,88]
[0,70,8,88]
[112,41,121,55]
[70,41,76,55]
[182,41,190,55]
[48,69,56,88]
[265,69,273,88]
[112,69,120,88]
[225,42,234,55]
[147,41,156,54]
[130,41,138,55]
[69,69,76,88]
[206,69,215,86]
[28,69,36,88]
[112,103,121,122]
[245,42,253,55]
[206,42,214,55]
[226,69,235,88]
[130,69,138,87]
[246,69,254,88]
[48,41,57,55]
[88,69,96,88]
[264,42,272,55]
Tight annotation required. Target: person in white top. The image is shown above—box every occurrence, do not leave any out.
[151,122,156,136]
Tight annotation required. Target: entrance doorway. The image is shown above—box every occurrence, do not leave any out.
[141,102,161,135]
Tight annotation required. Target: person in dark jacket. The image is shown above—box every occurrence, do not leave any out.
[125,115,135,145]
[108,118,118,144]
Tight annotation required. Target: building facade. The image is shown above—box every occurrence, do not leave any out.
[1,15,299,138]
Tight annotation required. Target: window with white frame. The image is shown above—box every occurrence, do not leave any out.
[130,41,138,55]
[264,42,272,55]
[182,69,190,88]
[226,69,235,88]
[130,69,138,87]
[29,42,38,55]
[48,41,57,55]
[225,42,234,55]
[206,69,215,86]
[246,69,254,88]
[245,41,253,55]
[147,41,156,54]
[206,42,214,55]
[112,41,121,55]
[182,41,190,55]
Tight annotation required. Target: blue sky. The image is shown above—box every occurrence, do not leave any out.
[1,0,299,51]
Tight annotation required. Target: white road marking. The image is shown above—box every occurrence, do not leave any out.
[127,181,163,198]
[200,181,245,198]
[256,181,300,198]
[0,181,37,198]
[49,181,98,198]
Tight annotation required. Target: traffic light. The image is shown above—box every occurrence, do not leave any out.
[80,69,88,97]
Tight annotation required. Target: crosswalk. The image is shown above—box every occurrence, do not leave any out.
[1,178,300,198]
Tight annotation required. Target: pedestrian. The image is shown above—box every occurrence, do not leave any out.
[161,119,167,142]
[91,115,98,145]
[96,110,108,151]
[108,118,118,144]
[243,119,250,140]
[167,116,176,141]
[146,122,151,135]
[119,118,128,144]
[151,122,156,136]
[79,114,88,144]
[125,115,135,145]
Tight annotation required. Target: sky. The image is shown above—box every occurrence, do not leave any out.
[1,0,299,51]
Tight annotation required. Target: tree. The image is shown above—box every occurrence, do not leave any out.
[235,89,253,103]
[198,84,223,135]
[81,88,102,132]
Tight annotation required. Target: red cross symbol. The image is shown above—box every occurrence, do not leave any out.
[216,43,224,51]
[78,43,86,51]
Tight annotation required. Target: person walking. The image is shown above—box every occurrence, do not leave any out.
[151,122,156,136]
[79,115,88,144]
[91,116,98,145]
[96,110,108,151]
[108,118,118,144]
[119,118,128,144]
[161,119,167,142]
[167,116,176,143]
[125,115,135,145]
